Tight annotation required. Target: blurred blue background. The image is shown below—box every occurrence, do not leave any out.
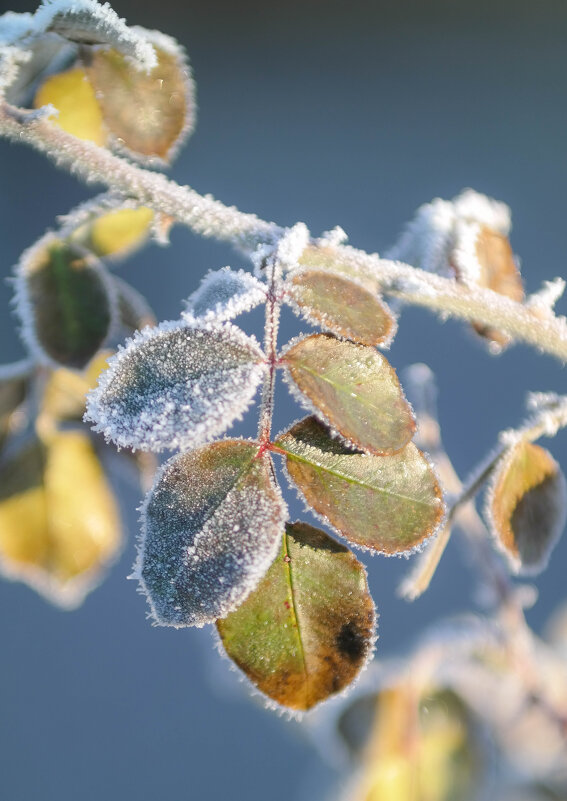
[1,1,567,799]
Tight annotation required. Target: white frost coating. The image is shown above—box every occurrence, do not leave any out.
[85,318,267,452]
[182,267,267,323]
[135,443,288,627]
[0,12,35,44]
[34,0,157,70]
[451,219,483,286]
[386,189,513,280]
[276,222,310,270]
[319,226,348,247]
[0,45,32,94]
[452,188,511,234]
[525,278,566,315]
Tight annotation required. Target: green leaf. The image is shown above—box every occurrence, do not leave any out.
[284,269,395,347]
[137,440,288,628]
[276,417,444,554]
[217,521,376,711]
[15,237,114,369]
[281,334,415,455]
[487,440,566,574]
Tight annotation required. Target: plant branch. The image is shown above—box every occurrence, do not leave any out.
[2,100,567,362]
[258,259,281,444]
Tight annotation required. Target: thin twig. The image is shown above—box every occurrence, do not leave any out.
[2,100,567,362]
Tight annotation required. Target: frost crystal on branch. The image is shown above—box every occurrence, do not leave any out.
[85,319,266,451]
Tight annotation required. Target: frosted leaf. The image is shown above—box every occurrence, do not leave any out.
[276,416,444,554]
[387,189,523,349]
[386,189,512,276]
[284,268,396,347]
[34,0,157,70]
[486,440,567,575]
[86,33,195,164]
[85,319,266,452]
[281,334,415,455]
[14,233,116,369]
[217,521,376,711]
[183,267,267,323]
[136,440,287,627]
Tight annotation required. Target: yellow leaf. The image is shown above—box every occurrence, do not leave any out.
[0,431,121,607]
[40,350,112,426]
[88,207,154,258]
[33,67,107,146]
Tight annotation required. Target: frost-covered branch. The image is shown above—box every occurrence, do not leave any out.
[2,98,567,361]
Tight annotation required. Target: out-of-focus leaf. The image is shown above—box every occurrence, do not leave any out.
[0,430,122,607]
[284,269,395,347]
[276,417,444,554]
[183,267,267,323]
[84,207,154,259]
[281,334,415,455]
[33,66,106,145]
[88,44,193,163]
[137,440,287,627]
[469,226,524,347]
[112,276,156,334]
[41,350,111,424]
[0,360,32,449]
[16,237,114,369]
[85,320,266,452]
[217,521,375,711]
[487,440,566,574]
[343,687,478,801]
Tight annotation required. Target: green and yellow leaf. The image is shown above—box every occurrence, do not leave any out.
[217,521,376,711]
[284,269,396,347]
[275,417,444,554]
[281,334,415,455]
[342,688,478,801]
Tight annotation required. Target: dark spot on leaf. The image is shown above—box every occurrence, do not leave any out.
[336,620,366,662]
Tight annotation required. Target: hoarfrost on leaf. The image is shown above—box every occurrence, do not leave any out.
[276,416,444,554]
[136,440,288,627]
[34,0,157,70]
[183,267,267,323]
[217,521,376,711]
[85,319,266,452]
